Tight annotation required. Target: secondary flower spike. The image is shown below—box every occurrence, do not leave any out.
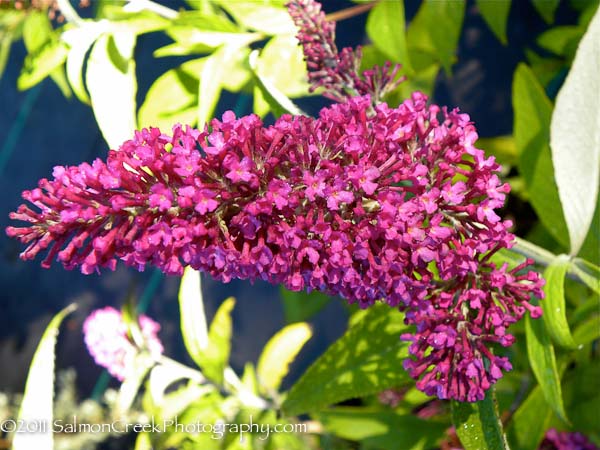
[287,0,404,103]
[7,94,543,401]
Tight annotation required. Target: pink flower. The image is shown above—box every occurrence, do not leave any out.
[82,306,163,381]
[540,429,599,450]
[7,93,543,402]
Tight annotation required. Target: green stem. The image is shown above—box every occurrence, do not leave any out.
[325,1,377,22]
[512,237,590,285]
[512,237,557,267]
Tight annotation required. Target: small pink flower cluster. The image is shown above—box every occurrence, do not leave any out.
[82,307,163,381]
[7,93,543,401]
[541,429,599,450]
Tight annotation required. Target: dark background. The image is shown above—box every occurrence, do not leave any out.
[0,0,575,399]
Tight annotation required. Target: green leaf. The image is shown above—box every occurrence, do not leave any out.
[507,384,554,450]
[62,21,109,104]
[476,0,511,45]
[488,247,526,270]
[22,13,71,98]
[573,314,600,345]
[406,0,466,74]
[86,32,137,148]
[200,297,236,385]
[17,39,68,90]
[572,258,600,294]
[451,389,508,450]
[215,1,295,35]
[280,286,332,323]
[116,353,155,415]
[161,26,258,55]
[542,255,577,349]
[197,40,255,126]
[0,33,12,80]
[318,407,447,450]
[366,1,411,71]
[178,267,210,367]
[12,304,76,450]
[550,7,600,256]
[249,50,306,117]
[531,0,560,23]
[96,8,170,35]
[148,358,208,409]
[537,26,583,57]
[564,362,600,434]
[477,135,518,166]
[525,313,569,422]
[171,9,239,32]
[577,193,600,265]
[22,11,51,51]
[134,432,153,450]
[138,58,205,130]
[257,322,312,392]
[513,63,569,248]
[281,304,411,416]
[255,34,310,98]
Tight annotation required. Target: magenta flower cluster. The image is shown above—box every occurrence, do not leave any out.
[7,92,543,401]
[82,307,163,381]
[541,429,599,450]
[287,0,403,103]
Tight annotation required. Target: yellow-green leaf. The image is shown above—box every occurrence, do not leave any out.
[178,267,209,367]
[257,322,312,392]
[86,32,137,148]
[525,313,569,423]
[451,389,509,450]
[542,254,577,349]
[12,304,76,450]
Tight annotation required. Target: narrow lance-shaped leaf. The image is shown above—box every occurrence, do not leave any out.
[116,354,155,415]
[86,31,137,149]
[513,63,569,247]
[200,297,236,385]
[257,322,312,392]
[507,384,554,450]
[62,21,109,104]
[12,304,77,450]
[451,389,509,450]
[542,254,577,349]
[550,6,600,256]
[178,267,209,366]
[525,313,569,423]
